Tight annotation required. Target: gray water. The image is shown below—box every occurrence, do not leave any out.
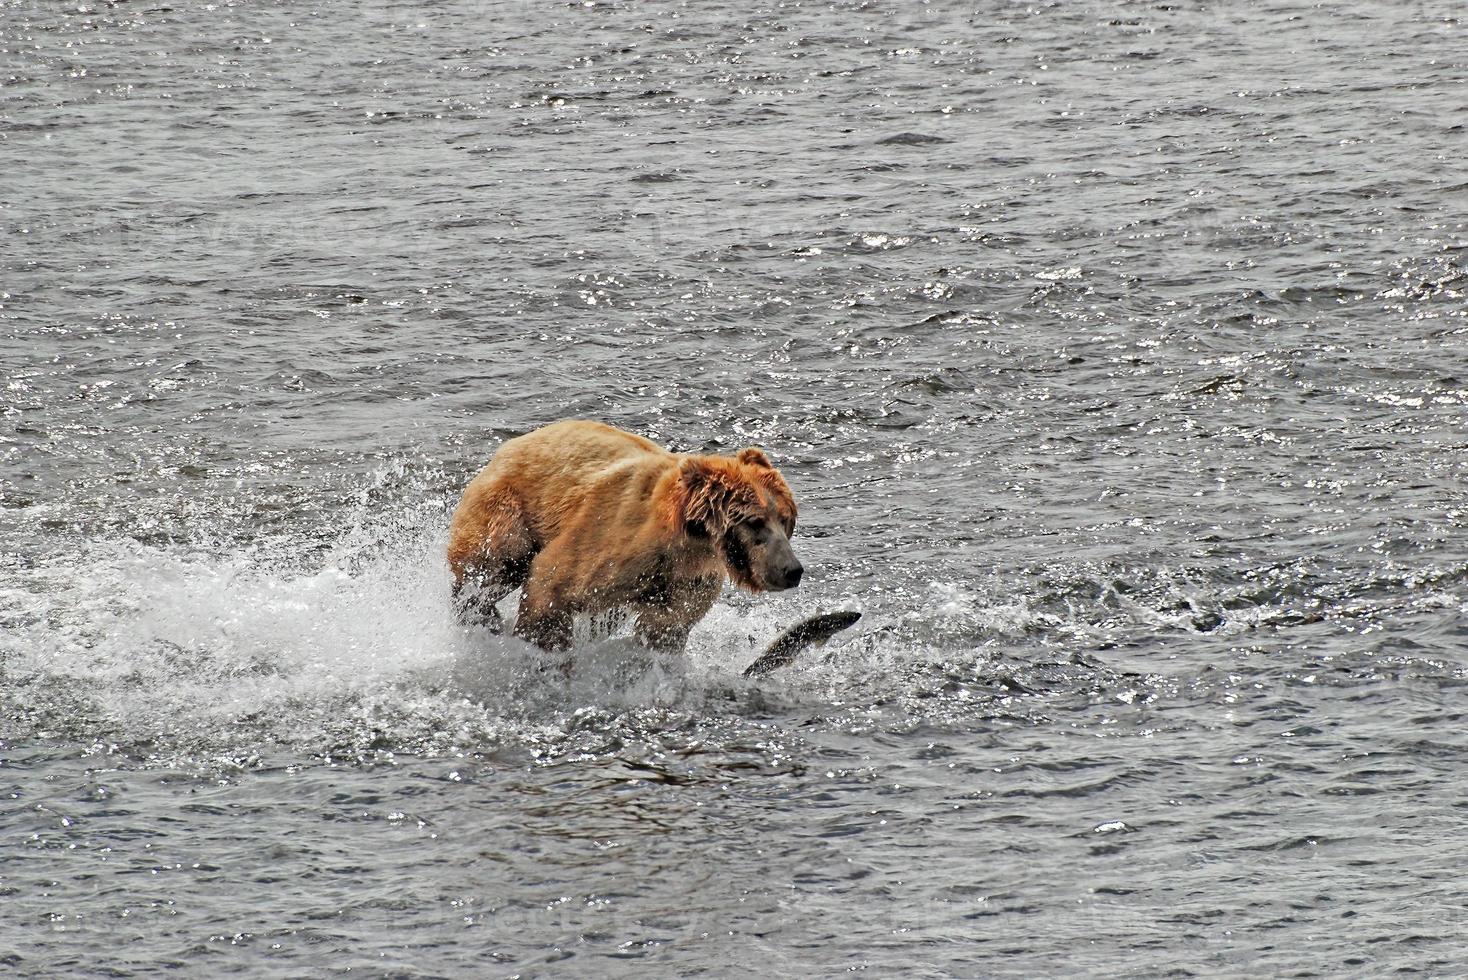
[3,0,1467,975]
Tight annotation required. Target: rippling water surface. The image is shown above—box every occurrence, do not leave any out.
[4,0,1467,975]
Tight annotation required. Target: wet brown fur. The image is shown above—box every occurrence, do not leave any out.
[447,420,798,651]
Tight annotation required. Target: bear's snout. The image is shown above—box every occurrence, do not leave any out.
[763,535,803,591]
[774,561,804,590]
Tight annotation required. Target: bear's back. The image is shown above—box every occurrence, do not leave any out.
[499,419,667,478]
[485,420,675,533]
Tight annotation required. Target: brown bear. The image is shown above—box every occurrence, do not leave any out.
[447,420,803,651]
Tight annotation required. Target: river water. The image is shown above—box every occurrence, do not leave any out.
[3,0,1467,975]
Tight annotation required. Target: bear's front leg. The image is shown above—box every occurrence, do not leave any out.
[632,576,722,653]
[632,609,694,653]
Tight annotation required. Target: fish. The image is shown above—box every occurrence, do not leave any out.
[742,610,861,677]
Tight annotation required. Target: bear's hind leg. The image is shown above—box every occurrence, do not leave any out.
[452,574,515,631]
[449,489,537,631]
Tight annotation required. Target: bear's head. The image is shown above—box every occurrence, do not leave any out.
[673,447,802,592]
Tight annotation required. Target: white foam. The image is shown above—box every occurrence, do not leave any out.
[2,509,481,751]
[1,509,876,760]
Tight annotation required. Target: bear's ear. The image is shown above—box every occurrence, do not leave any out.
[679,456,713,492]
[677,457,725,535]
[736,447,772,469]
